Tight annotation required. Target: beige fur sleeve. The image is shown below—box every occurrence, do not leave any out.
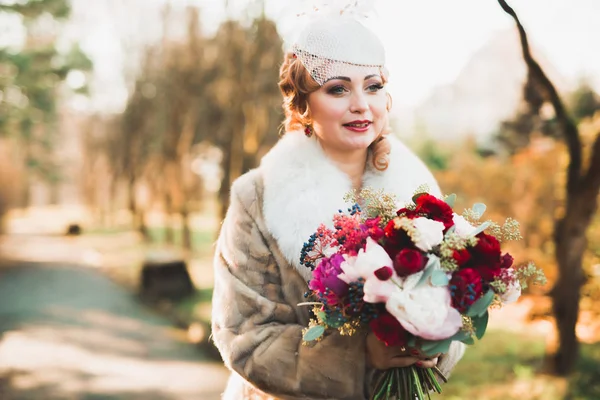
[211,180,369,400]
[438,341,466,378]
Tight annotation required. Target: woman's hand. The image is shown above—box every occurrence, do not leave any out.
[366,332,440,370]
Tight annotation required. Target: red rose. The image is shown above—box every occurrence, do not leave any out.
[474,265,502,283]
[374,266,393,281]
[369,311,408,347]
[394,249,427,277]
[472,233,501,264]
[453,249,472,267]
[396,207,418,219]
[414,194,454,230]
[500,253,514,269]
[383,220,414,258]
[450,268,483,313]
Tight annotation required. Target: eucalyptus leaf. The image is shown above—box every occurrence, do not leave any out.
[473,311,489,340]
[303,325,325,342]
[420,338,452,357]
[407,336,417,347]
[472,203,487,218]
[449,329,472,342]
[461,336,475,345]
[470,221,491,237]
[430,270,450,286]
[466,290,495,318]
[412,192,427,204]
[415,255,440,288]
[445,193,457,208]
[444,225,456,238]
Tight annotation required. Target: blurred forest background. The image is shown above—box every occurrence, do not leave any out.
[0,0,599,399]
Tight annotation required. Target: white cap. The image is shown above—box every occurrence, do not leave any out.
[287,2,386,85]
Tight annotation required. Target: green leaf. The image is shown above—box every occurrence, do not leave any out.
[461,336,475,345]
[303,325,325,342]
[430,270,449,286]
[466,290,495,318]
[473,311,489,340]
[412,192,427,204]
[420,338,452,357]
[416,255,440,288]
[444,225,456,238]
[445,193,457,208]
[472,203,487,218]
[407,336,417,348]
[470,221,491,237]
[449,329,472,342]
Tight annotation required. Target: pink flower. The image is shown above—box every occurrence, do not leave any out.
[338,238,399,303]
[338,238,393,284]
[497,268,521,304]
[361,217,385,242]
[309,254,348,305]
[386,285,462,340]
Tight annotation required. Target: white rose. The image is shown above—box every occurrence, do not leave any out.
[500,277,522,304]
[412,217,445,252]
[452,214,477,238]
[386,284,462,340]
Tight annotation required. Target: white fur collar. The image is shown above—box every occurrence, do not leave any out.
[260,131,441,282]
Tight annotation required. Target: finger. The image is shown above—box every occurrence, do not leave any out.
[415,357,439,368]
[418,352,442,360]
[389,355,420,369]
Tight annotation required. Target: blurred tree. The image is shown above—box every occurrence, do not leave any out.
[210,15,283,220]
[412,137,452,171]
[569,82,600,123]
[498,0,600,375]
[0,0,92,206]
[110,5,283,246]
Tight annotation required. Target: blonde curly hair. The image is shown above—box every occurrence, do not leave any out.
[277,53,392,171]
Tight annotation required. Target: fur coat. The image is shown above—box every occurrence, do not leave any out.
[211,131,465,400]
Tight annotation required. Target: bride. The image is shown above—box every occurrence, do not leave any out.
[211,8,465,400]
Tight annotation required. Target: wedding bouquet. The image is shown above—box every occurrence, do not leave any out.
[299,187,546,400]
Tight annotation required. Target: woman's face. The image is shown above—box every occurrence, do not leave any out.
[307,66,388,155]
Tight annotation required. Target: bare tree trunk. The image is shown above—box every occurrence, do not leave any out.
[108,175,119,228]
[553,211,586,374]
[136,209,149,240]
[127,172,147,239]
[21,137,33,208]
[498,0,600,375]
[164,191,174,244]
[48,181,59,205]
[181,205,192,251]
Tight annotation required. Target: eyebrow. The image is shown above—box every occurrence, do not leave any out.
[323,74,381,84]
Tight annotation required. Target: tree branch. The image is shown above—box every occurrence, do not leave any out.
[582,132,600,195]
[498,0,583,194]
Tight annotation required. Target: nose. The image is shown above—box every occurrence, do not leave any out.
[349,91,368,114]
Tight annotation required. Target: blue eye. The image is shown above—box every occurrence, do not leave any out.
[327,85,347,95]
[367,84,384,92]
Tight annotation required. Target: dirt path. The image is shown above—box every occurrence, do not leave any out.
[0,261,229,400]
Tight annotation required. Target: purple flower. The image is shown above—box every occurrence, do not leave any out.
[309,254,349,304]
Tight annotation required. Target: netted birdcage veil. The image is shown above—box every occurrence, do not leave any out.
[287,1,386,86]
